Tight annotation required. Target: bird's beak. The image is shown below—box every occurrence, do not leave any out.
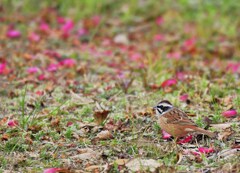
[152,106,157,111]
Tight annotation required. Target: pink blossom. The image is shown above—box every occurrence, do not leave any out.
[27,67,40,74]
[78,28,88,37]
[176,72,186,81]
[61,19,74,33]
[43,168,61,173]
[6,29,21,38]
[67,122,73,127]
[47,64,59,72]
[38,74,46,80]
[7,120,18,127]
[130,53,142,61]
[167,51,181,59]
[28,32,40,42]
[92,15,101,26]
[222,110,237,118]
[177,135,192,144]
[162,130,171,139]
[44,50,61,58]
[39,22,50,33]
[198,147,215,154]
[183,37,196,50]
[161,78,177,88]
[0,63,6,74]
[36,91,44,96]
[156,16,164,26]
[57,17,66,24]
[61,58,76,67]
[154,34,164,41]
[179,94,188,102]
[226,62,240,73]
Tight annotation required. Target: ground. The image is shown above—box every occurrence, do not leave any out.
[0,1,239,172]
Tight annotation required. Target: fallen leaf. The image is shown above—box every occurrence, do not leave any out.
[94,110,110,125]
[111,159,129,166]
[126,159,162,172]
[96,130,113,140]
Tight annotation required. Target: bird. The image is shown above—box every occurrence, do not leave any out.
[153,100,215,139]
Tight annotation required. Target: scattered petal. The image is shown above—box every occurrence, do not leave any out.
[156,16,164,26]
[6,29,21,38]
[177,135,192,144]
[78,28,88,37]
[222,110,237,118]
[7,120,18,127]
[61,19,74,33]
[27,67,40,74]
[179,94,188,102]
[47,64,59,72]
[198,147,215,154]
[43,168,61,173]
[67,122,73,127]
[154,34,164,41]
[161,78,177,88]
[28,32,40,42]
[60,58,76,67]
[167,51,181,59]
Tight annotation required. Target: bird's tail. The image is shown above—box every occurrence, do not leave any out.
[196,127,216,138]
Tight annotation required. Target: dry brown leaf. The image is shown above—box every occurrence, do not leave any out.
[93,110,110,125]
[111,159,129,166]
[126,158,162,172]
[96,130,113,140]
[218,127,234,141]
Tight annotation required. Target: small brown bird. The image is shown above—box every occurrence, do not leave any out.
[153,100,215,139]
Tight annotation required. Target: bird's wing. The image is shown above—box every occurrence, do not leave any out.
[164,107,197,126]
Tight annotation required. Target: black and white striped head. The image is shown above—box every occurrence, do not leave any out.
[153,100,173,117]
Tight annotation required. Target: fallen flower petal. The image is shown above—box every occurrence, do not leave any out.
[7,120,18,127]
[6,29,21,38]
[0,63,6,74]
[177,135,192,144]
[47,64,59,72]
[43,168,61,173]
[162,130,171,139]
[198,147,215,154]
[27,67,40,74]
[154,34,164,41]
[156,16,164,26]
[179,94,188,102]
[67,122,73,127]
[222,110,237,118]
[28,32,40,42]
[61,19,74,33]
[60,58,76,67]
[161,78,177,88]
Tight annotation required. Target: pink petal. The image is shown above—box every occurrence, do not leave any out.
[57,16,66,24]
[61,19,74,33]
[7,120,18,127]
[39,22,50,33]
[44,50,61,59]
[27,67,40,74]
[167,51,181,59]
[179,94,188,102]
[154,34,164,41]
[156,16,164,26]
[36,91,44,96]
[161,78,177,88]
[43,168,61,173]
[177,135,192,144]
[198,147,215,154]
[0,63,6,74]
[183,37,196,49]
[176,72,186,81]
[38,74,46,80]
[28,32,40,42]
[226,62,240,73]
[162,130,172,139]
[47,64,59,72]
[92,15,101,26]
[222,110,237,118]
[60,58,76,67]
[67,122,73,127]
[130,53,142,61]
[6,29,21,38]
[78,28,88,37]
